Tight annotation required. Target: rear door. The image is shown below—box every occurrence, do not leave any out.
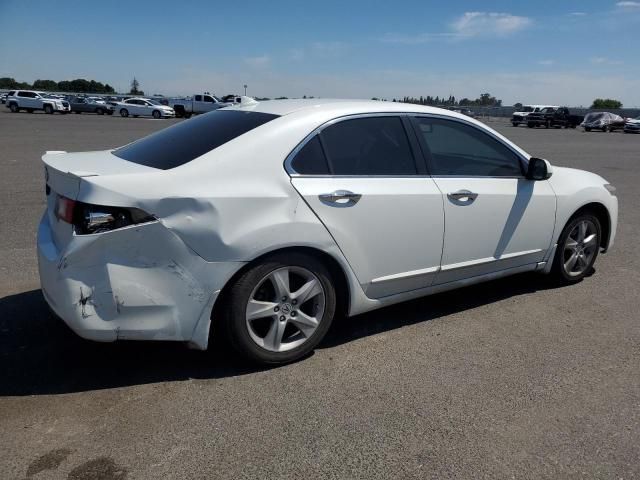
[289,115,445,298]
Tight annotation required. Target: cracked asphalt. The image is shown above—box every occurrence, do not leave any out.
[0,109,638,479]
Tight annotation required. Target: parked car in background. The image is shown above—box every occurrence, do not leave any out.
[69,96,114,115]
[581,112,626,132]
[37,99,618,365]
[449,107,476,118]
[511,105,558,126]
[5,90,70,114]
[114,97,175,118]
[526,107,583,129]
[623,115,640,133]
[1,91,15,104]
[167,93,228,118]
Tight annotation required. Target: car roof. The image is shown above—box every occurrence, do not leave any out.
[231,98,460,117]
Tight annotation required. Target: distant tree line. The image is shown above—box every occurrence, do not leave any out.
[0,77,115,93]
[396,92,502,107]
[591,98,622,109]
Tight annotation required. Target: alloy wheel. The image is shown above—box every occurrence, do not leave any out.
[245,266,326,352]
[562,219,598,277]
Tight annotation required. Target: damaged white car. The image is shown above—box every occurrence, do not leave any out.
[38,99,618,364]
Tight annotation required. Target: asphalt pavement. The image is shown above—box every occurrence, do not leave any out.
[1,109,638,479]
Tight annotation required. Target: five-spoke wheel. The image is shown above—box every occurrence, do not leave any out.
[221,252,336,364]
[552,213,601,283]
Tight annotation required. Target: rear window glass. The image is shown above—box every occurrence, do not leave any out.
[113,110,279,169]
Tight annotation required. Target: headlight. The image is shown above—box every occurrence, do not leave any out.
[604,184,616,196]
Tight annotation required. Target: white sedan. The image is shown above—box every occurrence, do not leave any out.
[37,99,618,364]
[116,97,175,119]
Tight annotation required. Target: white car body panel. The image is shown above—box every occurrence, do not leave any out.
[292,177,444,298]
[433,177,556,283]
[37,99,619,350]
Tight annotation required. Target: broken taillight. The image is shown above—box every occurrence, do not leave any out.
[73,203,155,235]
[55,195,76,223]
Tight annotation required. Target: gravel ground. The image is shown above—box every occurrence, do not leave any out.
[0,109,638,479]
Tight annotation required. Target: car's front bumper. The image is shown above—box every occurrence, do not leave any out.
[37,212,244,349]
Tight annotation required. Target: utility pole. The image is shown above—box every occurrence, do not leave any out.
[244,84,247,96]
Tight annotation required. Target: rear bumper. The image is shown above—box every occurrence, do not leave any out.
[37,212,244,349]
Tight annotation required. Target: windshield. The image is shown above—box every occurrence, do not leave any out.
[113,110,279,169]
[522,106,534,112]
[147,99,162,105]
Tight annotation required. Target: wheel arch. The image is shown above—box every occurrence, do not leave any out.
[566,202,612,251]
[210,246,351,332]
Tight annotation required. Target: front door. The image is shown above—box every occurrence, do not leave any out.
[411,116,556,284]
[290,115,445,298]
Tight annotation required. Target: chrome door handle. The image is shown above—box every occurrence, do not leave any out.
[319,190,362,205]
[447,190,478,203]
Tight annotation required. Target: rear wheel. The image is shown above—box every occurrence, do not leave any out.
[222,252,336,364]
[551,214,601,284]
[9,103,19,113]
[527,122,534,128]
[512,122,518,127]
[602,126,608,132]
[96,108,104,115]
[26,109,34,113]
[152,110,161,119]
[120,108,129,117]
[585,127,591,132]
[44,104,53,114]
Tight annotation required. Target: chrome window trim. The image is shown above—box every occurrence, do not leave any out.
[408,113,529,178]
[284,112,421,177]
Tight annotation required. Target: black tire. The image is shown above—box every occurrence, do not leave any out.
[527,122,534,128]
[96,108,104,115]
[44,104,54,114]
[152,110,161,119]
[550,213,601,285]
[221,252,337,364]
[120,108,128,117]
[545,120,550,129]
[75,111,82,114]
[585,127,591,132]
[26,109,34,113]
[512,122,518,127]
[9,103,19,113]
[184,113,192,119]
[602,126,608,132]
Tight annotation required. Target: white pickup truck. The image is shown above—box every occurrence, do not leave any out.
[167,93,229,118]
[6,90,71,114]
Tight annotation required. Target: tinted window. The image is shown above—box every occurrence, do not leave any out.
[290,136,329,174]
[114,110,279,170]
[195,95,202,101]
[414,118,522,177]
[320,116,416,175]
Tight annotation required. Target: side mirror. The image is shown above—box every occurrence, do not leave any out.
[526,157,553,180]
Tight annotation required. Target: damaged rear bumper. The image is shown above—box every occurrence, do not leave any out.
[37,213,244,349]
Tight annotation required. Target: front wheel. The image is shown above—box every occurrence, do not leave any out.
[551,214,601,284]
[44,104,53,114]
[512,122,518,127]
[9,103,19,113]
[120,108,129,117]
[96,108,104,115]
[221,252,337,364]
[585,127,591,132]
[152,110,161,119]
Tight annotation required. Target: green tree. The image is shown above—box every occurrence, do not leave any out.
[32,79,58,91]
[0,77,31,89]
[591,98,622,109]
[129,77,143,95]
[513,102,523,109]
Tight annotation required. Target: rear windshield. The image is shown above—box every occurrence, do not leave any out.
[113,109,279,169]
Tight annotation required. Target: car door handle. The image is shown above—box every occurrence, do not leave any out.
[447,190,478,203]
[319,190,362,205]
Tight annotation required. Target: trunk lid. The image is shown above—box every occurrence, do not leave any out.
[42,150,157,250]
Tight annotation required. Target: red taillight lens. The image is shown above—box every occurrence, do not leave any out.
[55,195,76,223]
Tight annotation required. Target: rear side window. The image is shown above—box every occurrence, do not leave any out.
[114,110,279,169]
[290,136,330,174]
[320,117,416,175]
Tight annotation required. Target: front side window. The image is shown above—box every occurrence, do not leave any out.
[413,117,523,177]
[319,116,416,175]
[114,110,279,169]
[195,95,202,102]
